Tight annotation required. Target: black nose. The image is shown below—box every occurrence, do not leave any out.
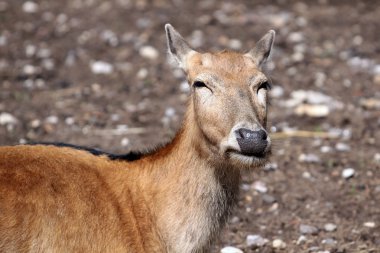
[235,128,268,157]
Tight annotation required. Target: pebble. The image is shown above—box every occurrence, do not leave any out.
[288,32,304,43]
[30,119,41,128]
[263,162,278,171]
[180,81,190,93]
[300,224,319,235]
[246,234,269,247]
[261,194,276,204]
[295,104,330,117]
[284,90,340,108]
[302,171,312,179]
[228,39,242,50]
[91,61,113,74]
[272,239,287,249]
[45,115,59,124]
[0,112,18,125]
[139,46,159,60]
[165,107,176,118]
[320,146,332,153]
[271,86,284,98]
[252,181,268,193]
[65,117,75,125]
[137,68,148,79]
[23,64,37,75]
[296,235,307,245]
[363,222,375,228]
[374,153,380,163]
[342,168,355,179]
[360,98,380,110]
[322,238,337,245]
[335,143,350,152]
[190,30,204,48]
[120,137,130,147]
[0,35,7,47]
[220,246,243,253]
[324,223,337,232]
[298,153,320,163]
[22,1,39,13]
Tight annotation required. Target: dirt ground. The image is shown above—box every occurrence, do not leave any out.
[1,0,380,252]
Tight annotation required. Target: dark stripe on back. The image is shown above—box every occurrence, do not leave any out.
[28,142,143,161]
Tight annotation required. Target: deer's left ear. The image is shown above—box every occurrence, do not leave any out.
[165,24,197,70]
[246,30,275,67]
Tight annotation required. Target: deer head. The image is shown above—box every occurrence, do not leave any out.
[165,24,275,168]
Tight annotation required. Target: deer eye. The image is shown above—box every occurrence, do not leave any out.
[257,81,271,93]
[193,81,208,89]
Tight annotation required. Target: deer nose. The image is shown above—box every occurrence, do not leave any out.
[235,128,268,157]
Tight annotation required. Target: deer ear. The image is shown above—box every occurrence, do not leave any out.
[165,24,196,70]
[246,30,275,67]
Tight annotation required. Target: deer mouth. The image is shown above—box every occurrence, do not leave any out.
[225,148,270,167]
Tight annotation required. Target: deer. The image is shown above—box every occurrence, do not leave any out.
[0,24,275,253]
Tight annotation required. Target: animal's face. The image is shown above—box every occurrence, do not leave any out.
[165,25,275,168]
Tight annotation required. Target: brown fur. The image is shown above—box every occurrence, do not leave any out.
[0,26,274,253]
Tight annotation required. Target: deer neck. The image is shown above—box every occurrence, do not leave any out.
[136,103,241,252]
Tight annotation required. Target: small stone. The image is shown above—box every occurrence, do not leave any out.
[30,119,41,128]
[121,138,130,147]
[230,216,239,224]
[296,235,307,245]
[342,168,355,179]
[23,64,37,75]
[252,181,268,193]
[22,1,39,13]
[302,171,312,179]
[324,223,337,232]
[263,162,278,171]
[363,222,375,228]
[298,153,320,163]
[271,86,284,98]
[335,143,350,152]
[300,224,319,235]
[220,246,243,253]
[0,112,17,125]
[246,234,269,247]
[322,238,337,245]
[308,246,320,252]
[65,117,75,125]
[272,239,287,249]
[360,98,380,110]
[288,32,304,43]
[165,107,176,118]
[261,194,276,204]
[228,39,242,50]
[179,81,190,93]
[320,146,332,153]
[91,61,113,74]
[137,68,148,79]
[45,115,58,124]
[374,153,380,163]
[139,46,159,60]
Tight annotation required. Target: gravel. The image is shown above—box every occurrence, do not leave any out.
[300,224,319,235]
[324,223,337,232]
[342,168,355,179]
[246,234,269,247]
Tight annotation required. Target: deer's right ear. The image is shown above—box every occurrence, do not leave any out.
[165,24,196,70]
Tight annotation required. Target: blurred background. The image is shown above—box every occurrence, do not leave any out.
[0,0,379,252]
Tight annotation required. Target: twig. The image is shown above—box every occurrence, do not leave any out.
[91,127,147,136]
[271,130,340,139]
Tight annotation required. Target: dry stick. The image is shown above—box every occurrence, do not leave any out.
[91,127,147,136]
[271,130,340,139]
